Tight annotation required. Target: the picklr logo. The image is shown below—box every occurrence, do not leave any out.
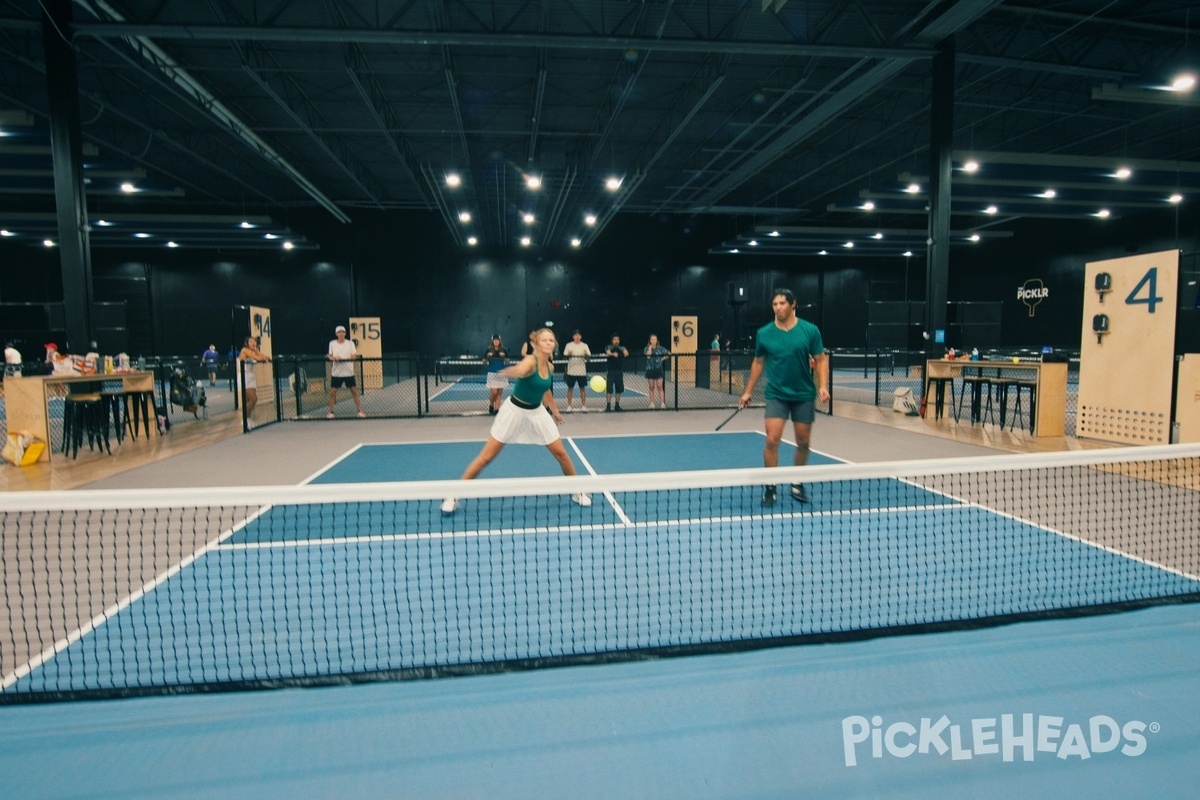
[842,714,1155,767]
[1018,278,1048,316]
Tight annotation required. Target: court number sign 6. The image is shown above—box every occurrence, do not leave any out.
[1125,267,1163,313]
[679,320,695,338]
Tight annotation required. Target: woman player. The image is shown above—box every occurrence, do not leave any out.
[442,328,590,513]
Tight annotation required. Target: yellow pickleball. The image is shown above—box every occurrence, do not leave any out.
[589,375,607,393]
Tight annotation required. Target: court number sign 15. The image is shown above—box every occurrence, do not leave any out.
[353,321,381,340]
[1125,267,1163,313]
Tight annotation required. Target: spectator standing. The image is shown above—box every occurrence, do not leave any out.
[604,334,628,411]
[201,344,219,386]
[562,329,592,411]
[484,334,508,415]
[327,325,366,418]
[643,334,669,409]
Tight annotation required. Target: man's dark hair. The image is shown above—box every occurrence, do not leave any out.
[772,287,796,305]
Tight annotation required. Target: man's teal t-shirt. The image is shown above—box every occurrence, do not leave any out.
[753,319,824,402]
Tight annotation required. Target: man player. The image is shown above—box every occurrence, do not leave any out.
[738,288,830,506]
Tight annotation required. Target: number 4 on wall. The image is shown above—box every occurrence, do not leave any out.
[1125,267,1163,313]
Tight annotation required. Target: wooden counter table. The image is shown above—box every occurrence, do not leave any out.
[3,371,156,462]
[926,359,1068,437]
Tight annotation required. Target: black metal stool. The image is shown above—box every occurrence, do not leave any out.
[1011,381,1037,433]
[923,374,955,420]
[119,389,156,440]
[61,393,111,458]
[994,378,1021,429]
[956,375,994,425]
[99,390,127,444]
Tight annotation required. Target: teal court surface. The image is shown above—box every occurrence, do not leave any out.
[2,431,1198,798]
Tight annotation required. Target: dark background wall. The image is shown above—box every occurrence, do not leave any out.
[2,204,1197,359]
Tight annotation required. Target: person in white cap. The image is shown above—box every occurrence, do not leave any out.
[327,325,365,418]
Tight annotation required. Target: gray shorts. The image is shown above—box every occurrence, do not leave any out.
[764,397,816,424]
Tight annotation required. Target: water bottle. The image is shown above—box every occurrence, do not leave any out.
[971,347,980,361]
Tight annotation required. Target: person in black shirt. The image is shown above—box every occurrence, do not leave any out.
[604,333,629,411]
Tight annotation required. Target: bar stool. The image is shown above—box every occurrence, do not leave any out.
[956,374,995,425]
[1011,381,1037,433]
[61,393,111,458]
[993,378,1021,429]
[99,390,127,444]
[108,389,155,440]
[923,374,955,420]
[125,388,156,439]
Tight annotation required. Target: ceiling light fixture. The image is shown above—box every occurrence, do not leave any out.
[525,175,541,191]
[905,183,921,194]
[445,173,461,188]
[1036,189,1057,199]
[520,236,531,247]
[1170,72,1196,92]
[120,182,136,193]
[605,176,622,192]
[962,160,980,173]
[43,239,55,247]
[1095,209,1111,218]
[984,205,998,215]
[570,238,581,248]
[860,201,875,211]
[458,211,471,223]
[1114,167,1132,179]
[283,241,295,250]
[467,236,478,246]
[1169,193,1184,204]
[522,212,535,225]
[584,214,597,226]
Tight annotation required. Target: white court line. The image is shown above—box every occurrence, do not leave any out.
[566,436,634,525]
[298,441,367,485]
[0,503,277,691]
[215,502,966,550]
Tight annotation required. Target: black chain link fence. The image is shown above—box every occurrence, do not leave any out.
[237,351,797,430]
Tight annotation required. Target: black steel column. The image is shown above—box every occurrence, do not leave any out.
[42,0,94,352]
[924,37,954,348]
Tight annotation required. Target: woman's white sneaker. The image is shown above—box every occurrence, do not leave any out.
[571,493,592,507]
[440,497,458,514]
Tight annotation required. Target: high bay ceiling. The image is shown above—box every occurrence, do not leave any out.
[1,1,1198,255]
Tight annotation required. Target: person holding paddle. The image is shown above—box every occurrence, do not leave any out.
[738,288,830,506]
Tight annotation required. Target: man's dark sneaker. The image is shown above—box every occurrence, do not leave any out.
[761,485,777,507]
[790,483,810,503]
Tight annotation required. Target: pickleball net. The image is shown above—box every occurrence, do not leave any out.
[3,444,1198,702]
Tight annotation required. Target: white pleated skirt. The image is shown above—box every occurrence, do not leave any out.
[490,397,559,445]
